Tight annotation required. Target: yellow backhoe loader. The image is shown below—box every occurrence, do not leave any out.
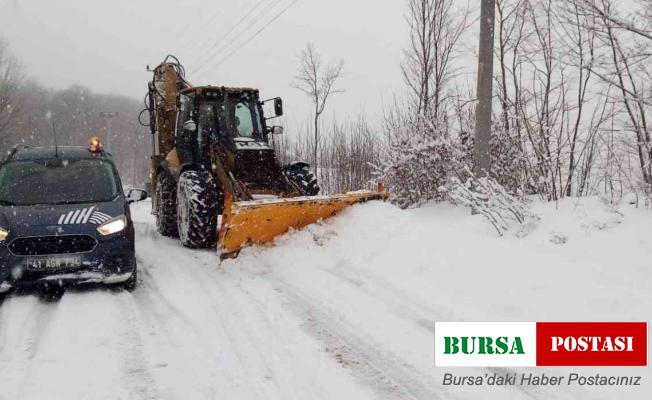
[142,56,386,257]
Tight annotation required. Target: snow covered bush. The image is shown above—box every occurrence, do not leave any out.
[489,123,528,195]
[375,111,468,208]
[446,171,537,236]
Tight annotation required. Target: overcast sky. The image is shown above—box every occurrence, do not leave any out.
[0,0,409,127]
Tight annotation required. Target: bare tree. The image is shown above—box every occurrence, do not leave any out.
[573,0,652,195]
[293,43,344,169]
[0,39,24,148]
[484,0,612,200]
[576,0,652,41]
[550,0,597,196]
[401,0,469,119]
[375,0,472,207]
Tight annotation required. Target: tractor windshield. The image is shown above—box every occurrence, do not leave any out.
[190,93,265,140]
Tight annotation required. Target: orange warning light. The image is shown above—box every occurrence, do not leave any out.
[89,137,103,152]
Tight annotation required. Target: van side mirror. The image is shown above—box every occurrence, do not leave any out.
[274,98,283,117]
[183,120,197,133]
[127,188,148,203]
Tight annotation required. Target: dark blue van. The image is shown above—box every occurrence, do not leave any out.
[0,140,147,298]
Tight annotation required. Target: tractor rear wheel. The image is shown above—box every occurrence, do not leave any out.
[283,162,320,196]
[155,171,178,237]
[177,170,218,248]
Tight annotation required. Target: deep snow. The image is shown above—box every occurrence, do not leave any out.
[0,197,650,399]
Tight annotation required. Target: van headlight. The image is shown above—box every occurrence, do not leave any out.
[0,227,8,241]
[97,215,127,236]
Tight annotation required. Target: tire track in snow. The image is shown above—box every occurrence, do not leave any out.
[0,296,59,360]
[267,272,453,400]
[0,296,60,400]
[262,259,557,400]
[132,250,235,399]
[188,265,305,400]
[113,291,162,400]
[1,290,160,400]
[201,277,292,399]
[135,259,199,333]
[311,262,549,400]
[135,236,322,400]
[135,230,274,399]
[169,246,373,400]
[321,265,453,331]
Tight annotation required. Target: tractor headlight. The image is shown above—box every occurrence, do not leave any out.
[97,215,127,236]
[0,227,8,242]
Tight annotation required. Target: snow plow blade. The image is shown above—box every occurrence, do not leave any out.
[218,189,388,256]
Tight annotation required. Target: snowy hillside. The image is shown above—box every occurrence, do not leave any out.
[0,198,650,400]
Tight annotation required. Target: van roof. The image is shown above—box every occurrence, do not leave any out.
[6,146,113,162]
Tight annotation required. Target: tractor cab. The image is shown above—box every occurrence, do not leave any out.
[176,86,281,142]
[174,86,287,194]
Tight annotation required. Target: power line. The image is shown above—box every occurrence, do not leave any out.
[185,1,229,49]
[194,0,299,77]
[190,0,281,74]
[187,0,261,67]
[210,0,299,70]
[174,0,212,41]
[190,0,277,73]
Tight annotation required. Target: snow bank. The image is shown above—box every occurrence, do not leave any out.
[229,196,652,399]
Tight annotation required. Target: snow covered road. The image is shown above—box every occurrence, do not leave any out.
[1,199,650,400]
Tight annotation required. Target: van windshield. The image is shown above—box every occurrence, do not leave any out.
[0,158,120,206]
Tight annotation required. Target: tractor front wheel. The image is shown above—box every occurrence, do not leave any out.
[177,170,218,248]
[155,171,178,237]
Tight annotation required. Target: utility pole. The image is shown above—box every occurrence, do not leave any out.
[474,0,496,176]
[99,111,118,150]
[133,132,138,186]
[46,111,59,156]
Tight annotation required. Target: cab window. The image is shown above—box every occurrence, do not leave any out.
[198,103,218,139]
[234,102,255,138]
[176,93,193,135]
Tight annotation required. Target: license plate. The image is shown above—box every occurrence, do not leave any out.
[25,256,82,270]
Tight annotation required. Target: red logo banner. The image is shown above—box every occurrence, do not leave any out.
[536,322,647,366]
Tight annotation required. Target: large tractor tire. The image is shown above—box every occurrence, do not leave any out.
[176,170,219,249]
[155,171,178,237]
[283,162,320,196]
